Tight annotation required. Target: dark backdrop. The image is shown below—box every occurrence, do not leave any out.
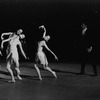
[0,0,100,63]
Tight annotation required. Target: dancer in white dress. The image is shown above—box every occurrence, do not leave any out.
[1,29,27,82]
[34,25,58,80]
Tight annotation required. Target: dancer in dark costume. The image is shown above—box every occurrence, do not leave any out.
[77,23,97,76]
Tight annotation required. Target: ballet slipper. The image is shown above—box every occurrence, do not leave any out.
[17,75,22,80]
[39,77,42,81]
[53,71,57,78]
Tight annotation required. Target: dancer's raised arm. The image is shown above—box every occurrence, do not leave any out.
[1,32,13,40]
[39,25,46,38]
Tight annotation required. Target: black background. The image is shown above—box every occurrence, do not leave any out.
[0,0,100,63]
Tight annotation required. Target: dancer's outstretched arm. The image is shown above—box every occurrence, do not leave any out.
[18,41,27,59]
[44,41,58,60]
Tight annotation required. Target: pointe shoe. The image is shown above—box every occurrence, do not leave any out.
[39,77,42,81]
[17,75,22,80]
[53,72,57,78]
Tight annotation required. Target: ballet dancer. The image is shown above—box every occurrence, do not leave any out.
[1,29,27,82]
[34,25,58,80]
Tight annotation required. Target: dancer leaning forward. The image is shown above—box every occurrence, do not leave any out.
[1,29,27,83]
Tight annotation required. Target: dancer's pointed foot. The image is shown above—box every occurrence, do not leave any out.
[53,71,57,78]
[39,77,42,81]
[17,75,22,80]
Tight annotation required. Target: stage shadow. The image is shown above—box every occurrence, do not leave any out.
[0,77,9,83]
[0,68,95,82]
[20,64,94,76]
[20,75,40,80]
[20,74,57,80]
[0,70,9,75]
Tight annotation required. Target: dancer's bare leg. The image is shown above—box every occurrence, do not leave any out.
[14,58,22,80]
[34,64,42,80]
[43,64,57,78]
[6,61,15,83]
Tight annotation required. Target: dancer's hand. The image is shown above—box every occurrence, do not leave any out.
[25,56,29,60]
[27,57,30,60]
[87,46,92,53]
[0,51,2,56]
[39,25,44,29]
[55,56,58,61]
[1,45,3,50]
[24,56,27,59]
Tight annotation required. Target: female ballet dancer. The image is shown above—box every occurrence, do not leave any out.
[34,25,58,80]
[1,29,27,82]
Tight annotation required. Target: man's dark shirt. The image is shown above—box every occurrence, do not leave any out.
[78,31,97,63]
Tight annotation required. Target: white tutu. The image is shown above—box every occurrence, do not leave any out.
[36,51,48,65]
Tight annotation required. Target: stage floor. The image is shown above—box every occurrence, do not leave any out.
[0,62,100,100]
